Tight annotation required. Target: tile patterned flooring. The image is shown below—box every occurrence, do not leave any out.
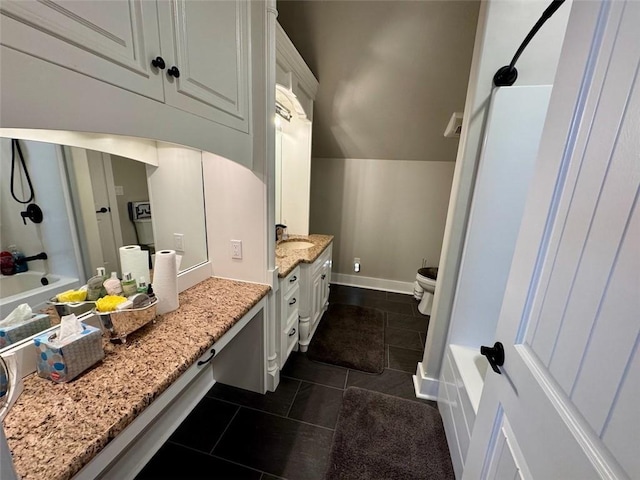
[136,285,435,480]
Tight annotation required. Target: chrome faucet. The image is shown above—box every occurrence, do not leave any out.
[276,224,287,242]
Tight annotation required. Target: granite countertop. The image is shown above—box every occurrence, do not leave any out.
[275,234,334,278]
[4,277,271,480]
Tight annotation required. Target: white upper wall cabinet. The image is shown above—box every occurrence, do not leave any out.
[0,1,164,101]
[158,0,250,132]
[0,0,253,164]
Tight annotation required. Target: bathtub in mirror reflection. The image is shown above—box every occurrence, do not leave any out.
[0,133,208,351]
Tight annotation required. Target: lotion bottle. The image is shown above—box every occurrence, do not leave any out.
[121,272,137,297]
[104,272,123,296]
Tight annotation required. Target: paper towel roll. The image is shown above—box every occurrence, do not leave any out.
[119,245,149,288]
[153,250,179,315]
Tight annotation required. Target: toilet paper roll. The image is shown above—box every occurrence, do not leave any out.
[119,245,150,288]
[153,250,179,315]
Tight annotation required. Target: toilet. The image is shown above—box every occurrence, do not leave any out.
[414,267,438,316]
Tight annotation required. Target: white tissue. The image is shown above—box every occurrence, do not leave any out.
[153,250,179,315]
[0,304,32,327]
[57,314,84,342]
[119,245,150,286]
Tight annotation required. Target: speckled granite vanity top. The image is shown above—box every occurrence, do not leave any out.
[4,277,270,480]
[275,234,334,277]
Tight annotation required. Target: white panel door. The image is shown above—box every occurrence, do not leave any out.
[158,0,250,132]
[0,0,164,100]
[465,2,640,479]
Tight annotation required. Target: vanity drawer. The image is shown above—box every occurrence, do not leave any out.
[282,266,300,294]
[283,284,300,320]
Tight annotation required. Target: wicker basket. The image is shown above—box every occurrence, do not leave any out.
[96,299,158,343]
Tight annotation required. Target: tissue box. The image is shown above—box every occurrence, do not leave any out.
[0,313,51,349]
[33,323,104,383]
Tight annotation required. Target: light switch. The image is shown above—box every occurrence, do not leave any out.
[114,186,124,196]
[174,233,184,251]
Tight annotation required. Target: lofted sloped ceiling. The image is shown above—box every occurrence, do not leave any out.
[277,0,480,161]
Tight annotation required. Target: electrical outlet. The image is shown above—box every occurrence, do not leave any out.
[173,233,184,251]
[231,240,243,259]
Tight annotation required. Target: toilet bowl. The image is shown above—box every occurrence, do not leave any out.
[415,267,438,316]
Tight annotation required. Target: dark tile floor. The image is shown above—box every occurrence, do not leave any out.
[136,285,434,480]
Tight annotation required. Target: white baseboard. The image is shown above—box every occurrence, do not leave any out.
[331,273,414,295]
[413,361,440,401]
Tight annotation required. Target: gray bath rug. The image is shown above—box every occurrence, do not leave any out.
[307,303,385,374]
[324,387,454,480]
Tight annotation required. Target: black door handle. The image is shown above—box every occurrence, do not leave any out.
[167,66,181,78]
[96,207,109,213]
[480,342,505,375]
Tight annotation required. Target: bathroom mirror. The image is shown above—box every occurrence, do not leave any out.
[274,88,313,236]
[274,23,318,236]
[0,134,208,352]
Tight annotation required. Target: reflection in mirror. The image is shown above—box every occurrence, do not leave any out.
[274,88,312,235]
[0,135,208,353]
[65,147,155,279]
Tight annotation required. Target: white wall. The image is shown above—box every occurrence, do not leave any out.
[0,138,78,279]
[418,0,573,397]
[311,158,455,290]
[111,155,149,247]
[203,152,268,284]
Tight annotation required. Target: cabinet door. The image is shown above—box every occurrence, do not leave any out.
[0,0,164,100]
[320,263,330,308]
[311,271,323,326]
[157,0,250,132]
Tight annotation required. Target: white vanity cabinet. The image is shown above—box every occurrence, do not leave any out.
[0,0,250,134]
[276,266,300,368]
[299,243,332,352]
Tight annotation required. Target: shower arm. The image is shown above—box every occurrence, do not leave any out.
[493,0,566,87]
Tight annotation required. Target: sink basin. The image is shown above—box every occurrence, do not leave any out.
[278,241,315,251]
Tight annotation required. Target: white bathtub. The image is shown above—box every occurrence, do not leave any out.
[0,272,79,319]
[438,344,489,478]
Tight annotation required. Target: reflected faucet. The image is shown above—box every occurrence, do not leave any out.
[276,224,287,242]
[15,252,48,265]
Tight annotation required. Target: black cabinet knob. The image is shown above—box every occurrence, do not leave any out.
[151,56,166,70]
[167,66,181,78]
[480,342,505,375]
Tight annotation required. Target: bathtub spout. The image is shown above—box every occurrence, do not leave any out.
[15,252,48,265]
